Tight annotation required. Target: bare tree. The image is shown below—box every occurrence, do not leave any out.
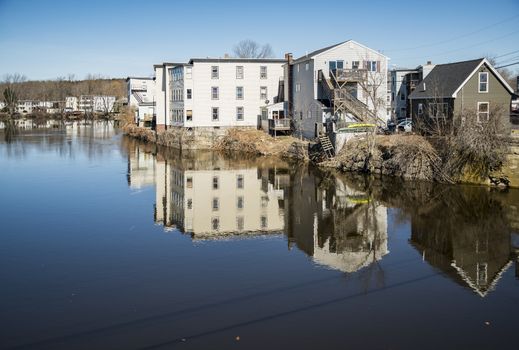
[232,40,274,58]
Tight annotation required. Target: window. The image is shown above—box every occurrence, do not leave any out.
[212,197,219,211]
[186,110,192,122]
[477,102,489,122]
[429,103,448,118]
[187,198,192,209]
[260,86,267,100]
[211,86,219,100]
[186,67,192,79]
[479,72,488,92]
[237,196,244,209]
[337,60,344,69]
[260,215,267,229]
[187,176,193,188]
[305,63,309,71]
[236,66,244,79]
[211,66,219,79]
[237,174,244,189]
[295,83,301,92]
[417,103,424,116]
[400,93,405,100]
[236,216,244,231]
[297,64,300,72]
[366,61,378,72]
[212,107,219,121]
[212,176,219,189]
[187,89,192,99]
[236,106,244,121]
[352,61,360,70]
[260,66,267,79]
[261,195,268,207]
[261,109,268,120]
[211,217,220,231]
[236,86,243,100]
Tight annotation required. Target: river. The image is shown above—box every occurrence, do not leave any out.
[1,123,519,349]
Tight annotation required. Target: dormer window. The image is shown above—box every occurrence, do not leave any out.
[479,72,488,92]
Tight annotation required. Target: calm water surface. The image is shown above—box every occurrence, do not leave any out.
[1,123,519,349]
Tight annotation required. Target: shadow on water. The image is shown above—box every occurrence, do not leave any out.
[124,136,519,297]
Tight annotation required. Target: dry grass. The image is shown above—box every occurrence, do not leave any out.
[213,128,306,158]
[332,134,451,182]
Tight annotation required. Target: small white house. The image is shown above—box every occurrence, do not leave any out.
[127,77,155,127]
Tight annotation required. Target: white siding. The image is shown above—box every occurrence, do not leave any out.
[186,61,284,128]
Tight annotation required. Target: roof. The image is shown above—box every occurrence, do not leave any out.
[188,58,286,64]
[292,40,389,64]
[126,76,154,81]
[409,58,515,99]
[292,41,347,63]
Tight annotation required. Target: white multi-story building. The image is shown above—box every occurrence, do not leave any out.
[285,40,389,139]
[127,77,155,127]
[153,58,285,131]
[65,97,78,112]
[78,95,116,114]
[154,62,177,131]
[389,61,435,121]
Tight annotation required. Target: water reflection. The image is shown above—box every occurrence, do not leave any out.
[126,138,519,295]
[0,120,117,160]
[126,138,390,275]
[347,178,519,296]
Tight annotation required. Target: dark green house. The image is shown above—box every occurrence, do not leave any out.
[409,58,514,131]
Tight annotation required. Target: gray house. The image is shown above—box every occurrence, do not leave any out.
[408,58,514,131]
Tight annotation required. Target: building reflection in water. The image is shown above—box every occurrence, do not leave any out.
[366,180,519,297]
[125,138,389,274]
[125,138,519,292]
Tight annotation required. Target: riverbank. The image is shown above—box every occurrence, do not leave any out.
[123,125,310,161]
[320,133,519,188]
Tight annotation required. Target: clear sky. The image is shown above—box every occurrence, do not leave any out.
[1,0,518,80]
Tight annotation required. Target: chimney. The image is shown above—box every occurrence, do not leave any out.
[224,53,230,59]
[285,52,293,64]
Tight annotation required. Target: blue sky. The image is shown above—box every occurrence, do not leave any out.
[0,0,518,80]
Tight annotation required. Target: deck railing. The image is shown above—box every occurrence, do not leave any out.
[269,118,291,130]
[330,68,367,82]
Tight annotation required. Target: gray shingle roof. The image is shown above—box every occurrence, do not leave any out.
[292,41,348,64]
[409,58,484,99]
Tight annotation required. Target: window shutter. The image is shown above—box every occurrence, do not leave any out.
[377,61,380,72]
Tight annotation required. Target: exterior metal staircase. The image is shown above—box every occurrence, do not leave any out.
[318,70,385,127]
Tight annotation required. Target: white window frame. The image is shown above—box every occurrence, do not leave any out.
[260,86,267,100]
[236,86,244,100]
[236,106,244,121]
[477,102,489,122]
[211,86,219,100]
[260,66,267,79]
[186,89,192,99]
[236,66,244,79]
[295,83,301,92]
[478,72,488,93]
[211,107,219,121]
[186,67,192,79]
[417,103,424,116]
[211,66,219,79]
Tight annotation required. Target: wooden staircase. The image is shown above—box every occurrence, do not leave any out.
[318,134,335,159]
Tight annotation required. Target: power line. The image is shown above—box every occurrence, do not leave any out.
[494,49,519,59]
[495,61,519,69]
[384,14,519,53]
[496,55,519,66]
[389,29,519,62]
